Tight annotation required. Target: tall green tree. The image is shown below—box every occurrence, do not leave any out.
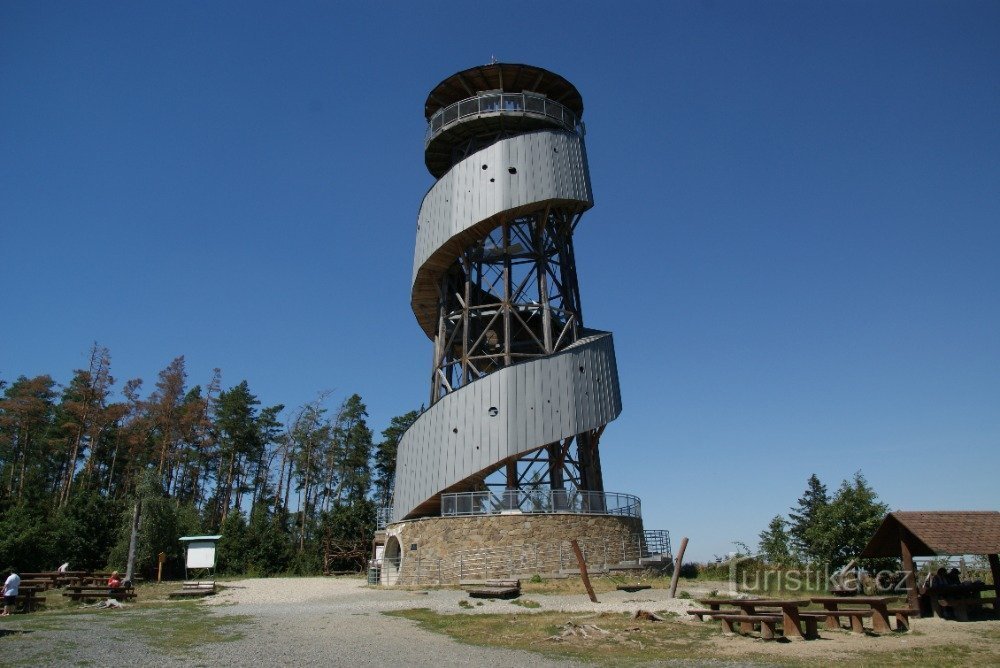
[788,474,828,560]
[805,471,889,569]
[289,400,331,551]
[0,375,58,503]
[758,515,792,565]
[330,394,372,505]
[374,409,418,508]
[211,381,279,527]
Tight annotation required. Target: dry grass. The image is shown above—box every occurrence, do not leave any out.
[388,608,1000,667]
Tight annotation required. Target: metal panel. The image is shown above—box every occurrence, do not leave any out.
[410,131,594,337]
[392,331,622,520]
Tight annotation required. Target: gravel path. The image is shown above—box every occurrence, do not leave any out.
[1,578,707,667]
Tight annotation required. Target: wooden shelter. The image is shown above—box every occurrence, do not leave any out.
[859,511,1000,609]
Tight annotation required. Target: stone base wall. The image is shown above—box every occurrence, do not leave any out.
[381,513,645,586]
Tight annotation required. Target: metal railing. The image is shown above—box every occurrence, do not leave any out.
[440,489,641,518]
[426,91,581,147]
[642,530,672,559]
[376,506,393,529]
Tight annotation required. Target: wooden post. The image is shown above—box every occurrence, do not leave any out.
[669,536,689,598]
[989,554,1000,601]
[570,540,598,603]
[157,552,166,583]
[900,536,919,611]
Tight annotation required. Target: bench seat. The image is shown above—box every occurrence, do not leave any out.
[885,607,919,631]
[711,614,784,639]
[466,586,520,599]
[801,609,872,633]
[64,587,136,601]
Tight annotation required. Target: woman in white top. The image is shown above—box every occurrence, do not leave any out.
[2,569,20,616]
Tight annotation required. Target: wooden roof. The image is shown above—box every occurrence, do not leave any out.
[424,63,583,120]
[859,511,1000,558]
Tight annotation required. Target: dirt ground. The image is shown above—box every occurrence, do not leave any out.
[212,576,1000,665]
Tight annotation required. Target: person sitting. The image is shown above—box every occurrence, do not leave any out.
[946,568,962,586]
[107,570,122,595]
[931,567,950,589]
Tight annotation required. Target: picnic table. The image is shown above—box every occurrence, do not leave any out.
[63,585,136,602]
[19,571,89,590]
[11,586,45,613]
[692,598,816,640]
[924,583,997,621]
[810,595,914,633]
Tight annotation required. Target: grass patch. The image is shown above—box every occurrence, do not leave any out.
[510,598,541,609]
[387,608,1000,667]
[108,602,249,654]
[1,589,250,665]
[387,607,720,666]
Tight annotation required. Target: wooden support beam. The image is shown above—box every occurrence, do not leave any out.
[571,539,598,603]
[900,535,919,611]
[669,536,690,598]
[989,553,1000,601]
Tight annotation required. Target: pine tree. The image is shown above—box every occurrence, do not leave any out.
[788,474,828,560]
[758,515,792,565]
[806,471,889,569]
[373,409,418,508]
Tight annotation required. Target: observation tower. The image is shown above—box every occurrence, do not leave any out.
[381,63,666,585]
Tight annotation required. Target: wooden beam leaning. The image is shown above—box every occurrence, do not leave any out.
[571,539,598,603]
[669,536,690,598]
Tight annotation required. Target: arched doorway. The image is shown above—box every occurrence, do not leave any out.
[382,535,402,585]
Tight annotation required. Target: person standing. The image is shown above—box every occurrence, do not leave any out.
[2,568,20,616]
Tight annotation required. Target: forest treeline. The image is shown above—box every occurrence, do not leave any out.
[0,343,418,577]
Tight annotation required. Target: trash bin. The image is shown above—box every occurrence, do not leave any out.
[367,565,381,585]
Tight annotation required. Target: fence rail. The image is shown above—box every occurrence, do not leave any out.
[425,91,581,147]
[441,489,641,518]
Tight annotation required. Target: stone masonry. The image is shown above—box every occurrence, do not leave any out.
[382,514,644,585]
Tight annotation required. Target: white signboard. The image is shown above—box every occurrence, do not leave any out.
[186,541,218,569]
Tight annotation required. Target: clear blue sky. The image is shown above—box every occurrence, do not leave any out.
[2,1,997,561]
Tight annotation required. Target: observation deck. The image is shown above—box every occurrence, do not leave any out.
[423,63,585,178]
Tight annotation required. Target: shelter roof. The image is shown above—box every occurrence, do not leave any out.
[179,535,223,542]
[860,511,1000,558]
[424,63,583,120]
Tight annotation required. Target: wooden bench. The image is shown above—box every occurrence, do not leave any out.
[886,607,919,631]
[712,614,784,639]
[616,584,652,592]
[169,581,217,599]
[935,596,997,621]
[465,579,521,599]
[12,587,45,613]
[64,587,136,602]
[687,608,725,621]
[801,609,872,633]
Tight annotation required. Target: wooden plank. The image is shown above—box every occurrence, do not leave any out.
[571,539,597,603]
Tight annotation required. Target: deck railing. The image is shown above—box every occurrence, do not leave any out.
[426,91,581,147]
[440,489,641,518]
